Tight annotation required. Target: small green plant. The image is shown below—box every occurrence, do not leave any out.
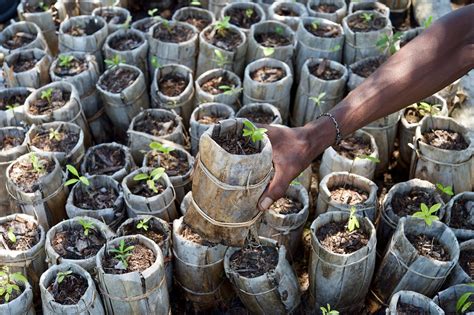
[38,2,49,11]
[58,55,74,68]
[55,270,72,285]
[213,49,230,68]
[0,266,27,303]
[436,183,454,197]
[218,85,243,95]
[136,218,150,231]
[309,92,326,108]
[275,25,284,36]
[245,8,254,19]
[6,104,19,111]
[415,101,441,117]
[160,19,173,32]
[122,15,132,29]
[133,167,166,194]
[110,239,135,268]
[376,32,402,55]
[262,47,275,57]
[48,128,62,141]
[423,16,433,29]
[361,12,373,23]
[320,303,339,315]
[7,228,16,243]
[40,88,53,105]
[78,219,94,236]
[311,21,320,30]
[357,154,381,164]
[412,203,441,226]
[190,0,201,6]
[151,56,161,69]
[149,142,175,154]
[65,164,90,186]
[330,44,341,53]
[215,16,231,35]
[104,55,124,68]
[148,8,158,17]
[29,153,44,173]
[456,284,474,314]
[242,120,267,143]
[347,206,360,232]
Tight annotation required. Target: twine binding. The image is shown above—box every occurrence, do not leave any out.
[99,275,166,302]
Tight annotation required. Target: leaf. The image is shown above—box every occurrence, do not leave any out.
[457,292,473,313]
[263,47,275,57]
[420,203,429,213]
[79,176,90,186]
[10,273,27,284]
[429,203,441,214]
[462,301,473,313]
[151,167,165,180]
[133,173,149,181]
[412,212,424,219]
[64,178,79,186]
[149,142,162,150]
[66,164,79,177]
[7,228,16,243]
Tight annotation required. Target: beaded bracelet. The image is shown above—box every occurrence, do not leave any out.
[316,113,342,145]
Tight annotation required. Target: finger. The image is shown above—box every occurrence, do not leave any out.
[258,165,293,211]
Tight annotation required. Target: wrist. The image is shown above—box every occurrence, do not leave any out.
[302,116,338,158]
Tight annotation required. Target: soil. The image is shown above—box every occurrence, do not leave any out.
[153,23,194,43]
[239,109,276,125]
[309,59,342,80]
[229,246,279,278]
[204,26,243,51]
[310,4,339,13]
[28,89,71,115]
[406,233,450,262]
[448,198,474,230]
[74,186,118,210]
[316,221,369,254]
[53,56,88,77]
[200,75,236,95]
[391,188,438,217]
[102,241,156,274]
[227,7,261,29]
[182,17,211,31]
[422,129,469,150]
[99,67,138,94]
[84,146,126,176]
[2,32,35,49]
[0,284,23,304]
[255,32,291,47]
[198,114,226,125]
[8,156,55,193]
[134,112,178,137]
[333,135,372,159]
[66,19,102,36]
[48,273,88,305]
[30,126,79,153]
[145,150,190,177]
[459,249,474,279]
[52,226,106,259]
[1,135,23,151]
[212,131,261,155]
[250,66,286,83]
[180,224,217,247]
[109,33,143,51]
[0,91,30,111]
[130,177,165,198]
[96,10,126,24]
[396,302,426,314]
[12,56,38,73]
[274,4,300,16]
[352,58,385,78]
[0,216,40,251]
[347,13,387,32]
[305,22,341,38]
[330,185,369,205]
[158,73,188,97]
[404,102,440,124]
[121,222,166,247]
[270,196,302,215]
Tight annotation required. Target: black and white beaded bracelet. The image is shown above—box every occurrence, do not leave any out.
[316,113,342,145]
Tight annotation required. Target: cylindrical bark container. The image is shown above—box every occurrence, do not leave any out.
[150,64,195,128]
[292,58,348,126]
[268,1,309,31]
[443,192,474,241]
[6,153,68,230]
[433,284,474,314]
[189,103,235,155]
[66,175,126,230]
[220,2,266,35]
[309,211,376,314]
[243,58,293,124]
[45,216,115,272]
[236,102,283,125]
[0,87,32,127]
[442,239,474,289]
[348,1,390,17]
[347,55,387,91]
[60,0,123,16]
[3,48,51,88]
[183,119,273,246]
[39,263,105,315]
[131,17,160,36]
[386,290,444,315]
[92,6,131,34]
[307,0,347,23]
[95,235,170,314]
[122,167,179,222]
[316,171,378,222]
[208,0,230,17]
[172,6,216,33]
[0,272,34,315]
[0,21,49,56]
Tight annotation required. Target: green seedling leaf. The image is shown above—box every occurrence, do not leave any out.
[58,55,74,68]
[309,92,326,108]
[56,270,72,284]
[436,183,454,196]
[347,206,359,232]
[263,47,275,57]
[423,16,433,29]
[136,218,150,231]
[78,219,94,236]
[242,120,267,143]
[357,154,380,163]
[7,228,16,243]
[412,203,441,226]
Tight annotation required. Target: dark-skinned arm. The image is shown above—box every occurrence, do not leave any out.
[258,4,474,210]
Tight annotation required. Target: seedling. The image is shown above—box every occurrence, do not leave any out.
[415,101,441,117]
[412,203,441,226]
[0,266,27,303]
[320,303,339,315]
[151,56,161,69]
[48,128,62,141]
[262,47,275,57]
[7,228,16,243]
[376,32,402,55]
[215,16,231,36]
[309,92,326,108]
[213,49,230,68]
[290,179,301,186]
[160,19,173,33]
[361,12,373,23]
[456,284,474,314]
[40,88,53,105]
[78,219,94,236]
[275,26,284,36]
[149,142,175,155]
[148,8,158,17]
[423,16,433,29]
[122,15,132,29]
[104,55,124,68]
[65,164,90,186]
[242,120,267,143]
[218,85,242,95]
[311,21,319,30]
[133,167,166,194]
[110,239,135,268]
[30,153,44,173]
[38,2,49,11]
[330,44,341,53]
[347,206,360,232]
[6,104,19,111]
[245,8,254,19]
[136,217,150,231]
[436,183,454,197]
[55,270,72,285]
[357,154,380,164]
[58,55,74,68]
[190,0,201,6]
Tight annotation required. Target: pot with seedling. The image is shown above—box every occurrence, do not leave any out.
[6,153,68,229]
[386,290,444,314]
[0,266,33,315]
[268,1,308,31]
[92,6,131,34]
[143,141,195,204]
[0,87,31,127]
[433,283,474,314]
[208,0,230,17]
[442,192,474,241]
[195,68,242,111]
[95,235,170,314]
[220,2,266,35]
[130,8,162,36]
[196,17,248,77]
[236,102,283,125]
[122,167,178,221]
[292,58,348,126]
[189,103,235,155]
[307,0,347,23]
[0,21,49,56]
[348,1,390,17]
[3,48,52,89]
[172,6,216,33]
[443,239,474,288]
[347,55,387,91]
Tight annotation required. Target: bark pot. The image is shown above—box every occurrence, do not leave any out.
[386,290,444,315]
[236,102,282,125]
[194,68,242,111]
[0,87,31,127]
[0,21,49,56]
[307,0,347,23]
[268,1,309,31]
[92,6,131,34]
[443,192,474,241]
[3,48,51,89]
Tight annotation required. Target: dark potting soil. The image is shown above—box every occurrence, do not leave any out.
[352,58,385,78]
[448,198,474,230]
[0,284,23,304]
[103,242,156,274]
[28,89,71,115]
[97,10,126,24]
[396,302,426,314]
[274,4,299,16]
[239,110,275,125]
[145,150,190,177]
[309,59,342,80]
[316,221,369,254]
[330,185,369,205]
[333,135,372,159]
[53,56,88,77]
[200,75,236,95]
[99,67,139,94]
[347,13,387,32]
[270,196,302,215]
[391,188,438,217]
[212,132,261,155]
[229,246,278,278]
[251,66,286,83]
[180,224,217,247]
[66,20,102,36]
[182,16,212,31]
[12,56,38,73]
[310,4,340,13]
[204,26,243,51]
[0,217,40,251]
[0,135,23,151]
[74,186,118,210]
[0,91,30,111]
[305,22,341,38]
[48,273,88,305]
[30,126,80,153]
[255,32,292,47]
[109,33,143,51]
[158,73,187,97]
[9,156,55,193]
[85,146,126,176]
[153,23,194,43]
[133,112,178,137]
[422,129,469,151]
[2,32,35,49]
[52,226,106,259]
[459,249,474,279]
[130,178,165,198]
[121,222,166,247]
[406,234,450,262]
[227,7,261,29]
[198,114,226,125]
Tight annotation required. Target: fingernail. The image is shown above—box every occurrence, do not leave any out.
[260,197,273,210]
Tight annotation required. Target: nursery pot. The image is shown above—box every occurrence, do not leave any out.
[3,48,51,89]
[208,0,230,17]
[348,1,390,16]
[236,102,283,125]
[92,6,131,34]
[433,284,474,314]
[0,273,34,315]
[130,17,160,36]
[443,192,474,241]
[442,239,474,289]
[194,68,242,111]
[0,21,49,56]
[386,290,444,315]
[268,1,309,31]
[307,0,347,23]
[220,2,266,34]
[347,55,387,91]
[172,6,216,32]
[0,87,31,127]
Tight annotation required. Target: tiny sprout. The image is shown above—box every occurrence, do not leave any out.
[245,8,254,19]
[56,270,72,284]
[41,88,53,105]
[7,228,16,243]
[347,206,360,232]
[456,285,474,314]
[133,167,166,194]
[309,92,326,108]
[39,2,49,11]
[58,55,74,68]
[357,154,380,164]
[6,104,19,111]
[190,0,201,6]
[122,15,132,29]
[376,32,402,55]
[320,303,339,315]
[160,19,173,32]
[110,239,135,268]
[65,164,90,186]
[78,219,94,236]
[436,183,454,197]
[104,55,124,69]
[361,12,373,23]
[423,16,433,29]
[215,16,231,35]
[30,153,44,173]
[148,8,158,17]
[218,85,242,95]
[290,179,301,186]
[275,26,284,36]
[151,56,161,69]
[136,218,150,231]
[242,120,267,143]
[149,142,175,155]
[330,44,341,53]
[416,102,440,117]
[412,203,441,226]
[48,128,62,141]
[0,266,27,303]
[263,47,275,57]
[213,49,230,68]
[311,21,319,30]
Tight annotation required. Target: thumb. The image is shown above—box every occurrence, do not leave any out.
[258,166,293,211]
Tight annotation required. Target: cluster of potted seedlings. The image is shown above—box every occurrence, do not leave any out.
[0,0,472,314]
